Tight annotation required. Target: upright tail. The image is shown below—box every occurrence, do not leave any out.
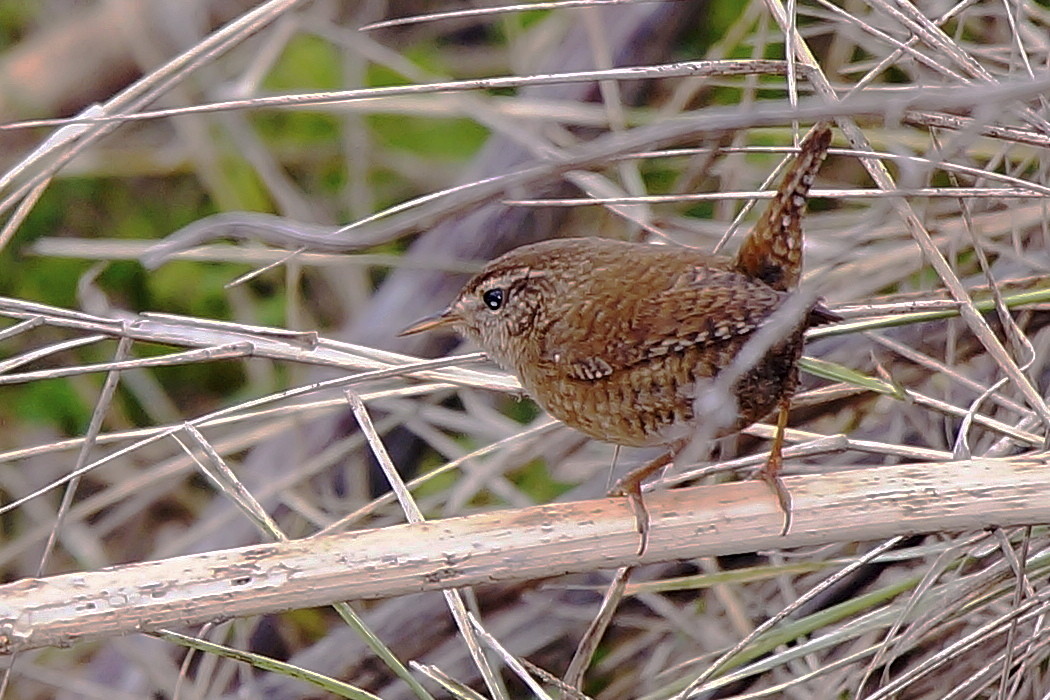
[734,122,832,292]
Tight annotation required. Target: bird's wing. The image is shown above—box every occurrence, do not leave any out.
[542,266,788,381]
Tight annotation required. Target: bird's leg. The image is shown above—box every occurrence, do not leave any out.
[759,397,793,536]
[608,450,675,556]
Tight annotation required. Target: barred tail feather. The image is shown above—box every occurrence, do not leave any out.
[734,122,833,292]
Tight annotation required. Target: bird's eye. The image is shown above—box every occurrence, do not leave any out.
[482,288,504,310]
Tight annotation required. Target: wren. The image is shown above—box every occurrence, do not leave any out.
[402,123,837,552]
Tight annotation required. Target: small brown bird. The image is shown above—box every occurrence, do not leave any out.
[402,123,836,551]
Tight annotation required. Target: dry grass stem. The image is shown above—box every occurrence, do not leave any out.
[1,1,1048,697]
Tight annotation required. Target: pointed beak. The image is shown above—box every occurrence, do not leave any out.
[398,308,459,336]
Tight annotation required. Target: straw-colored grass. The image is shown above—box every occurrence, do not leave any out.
[0,1,1049,698]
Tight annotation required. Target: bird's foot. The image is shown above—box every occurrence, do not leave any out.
[609,452,673,556]
[758,457,793,536]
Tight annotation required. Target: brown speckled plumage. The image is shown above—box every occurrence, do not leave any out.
[449,238,820,448]
[402,123,836,548]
